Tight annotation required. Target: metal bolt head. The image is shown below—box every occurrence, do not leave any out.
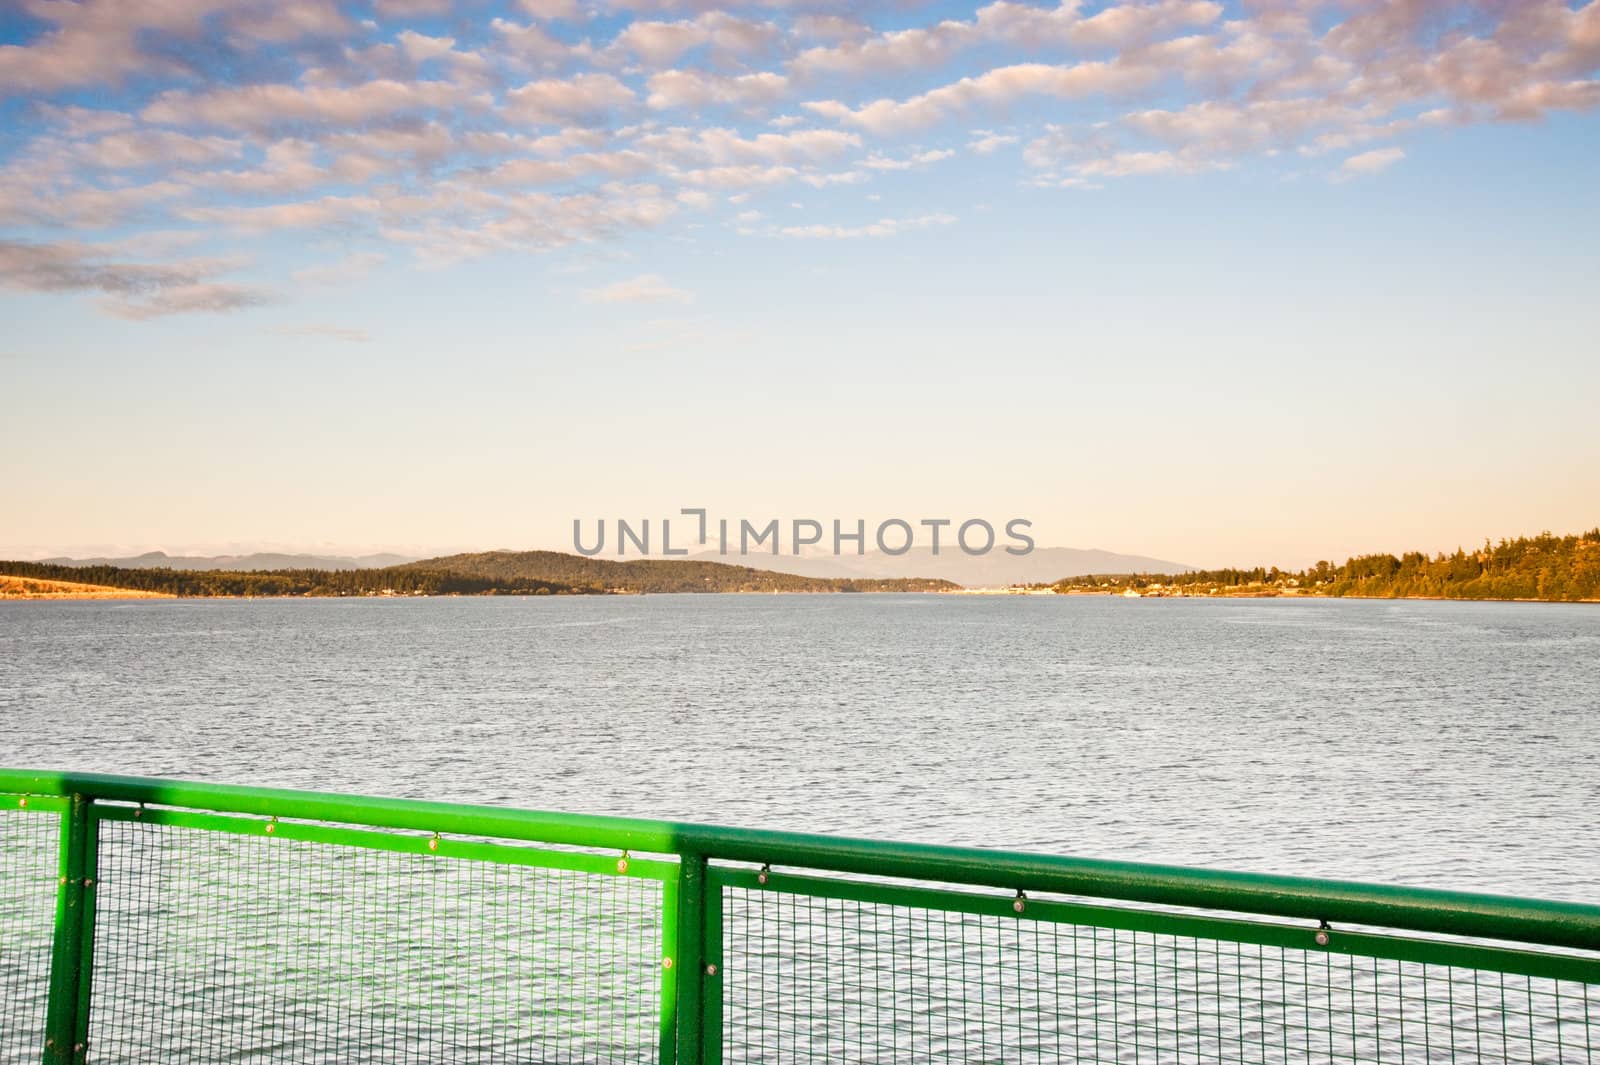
[706,963,718,976]
[617,857,629,873]
[17,797,25,808]
[428,837,439,852]
[1314,930,1330,947]
[757,871,768,885]
[662,957,673,970]
[1013,898,1026,913]
[265,822,276,834]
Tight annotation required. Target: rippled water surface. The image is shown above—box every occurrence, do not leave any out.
[3,595,1598,899]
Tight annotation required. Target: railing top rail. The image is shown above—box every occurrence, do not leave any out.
[4,767,1597,953]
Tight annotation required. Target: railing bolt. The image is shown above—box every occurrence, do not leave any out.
[662,957,673,969]
[1315,930,1330,946]
[617,852,630,874]
[757,864,770,886]
[265,817,277,835]
[428,834,440,852]
[17,797,25,808]
[706,963,718,976]
[1013,891,1027,914]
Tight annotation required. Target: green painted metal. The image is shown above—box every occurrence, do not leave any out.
[4,768,1597,953]
[71,808,97,1065]
[91,803,676,882]
[701,872,724,1065]
[2,767,1598,1065]
[42,794,91,1065]
[657,876,682,1065]
[709,866,1600,985]
[1,793,72,816]
[672,852,710,1065]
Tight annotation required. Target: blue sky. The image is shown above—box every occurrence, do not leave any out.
[1,0,1597,568]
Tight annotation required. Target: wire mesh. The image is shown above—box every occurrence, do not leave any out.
[719,885,1599,1065]
[89,817,666,1064]
[0,806,59,1065]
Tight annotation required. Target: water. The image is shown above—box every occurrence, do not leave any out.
[2,594,1598,900]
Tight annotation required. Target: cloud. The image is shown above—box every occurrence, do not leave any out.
[1,0,1597,324]
[143,80,476,132]
[646,70,788,111]
[1336,146,1405,179]
[968,131,1019,154]
[777,212,956,239]
[859,149,955,170]
[491,19,570,65]
[789,0,1223,80]
[180,194,382,233]
[379,183,681,265]
[75,130,244,170]
[0,239,271,319]
[637,126,860,166]
[375,0,452,16]
[0,177,187,229]
[518,0,579,19]
[804,61,1157,134]
[1075,149,1203,177]
[470,150,653,187]
[611,13,779,66]
[505,73,636,125]
[580,273,693,303]
[790,19,974,80]
[0,1,353,96]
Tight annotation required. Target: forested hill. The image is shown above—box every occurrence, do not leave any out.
[402,551,958,593]
[0,553,958,597]
[0,561,575,597]
[1049,529,1600,602]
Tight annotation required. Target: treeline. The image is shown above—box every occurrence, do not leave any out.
[404,551,958,594]
[0,552,958,597]
[1049,529,1600,602]
[0,561,580,598]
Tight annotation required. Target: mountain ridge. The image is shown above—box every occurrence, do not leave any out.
[39,550,417,571]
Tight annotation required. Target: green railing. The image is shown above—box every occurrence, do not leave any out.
[2,769,1596,1064]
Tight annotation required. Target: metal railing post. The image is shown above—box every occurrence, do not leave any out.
[670,851,711,1065]
[42,793,96,1065]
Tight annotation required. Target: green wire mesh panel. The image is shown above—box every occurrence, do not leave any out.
[89,818,666,1064]
[0,806,59,1065]
[719,886,1599,1064]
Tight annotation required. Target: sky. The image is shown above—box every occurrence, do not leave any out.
[0,0,1597,570]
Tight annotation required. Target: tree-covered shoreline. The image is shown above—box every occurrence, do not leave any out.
[0,553,958,597]
[1047,529,1600,602]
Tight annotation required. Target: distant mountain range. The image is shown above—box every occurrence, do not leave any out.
[38,550,416,571]
[683,546,1193,587]
[31,546,1193,587]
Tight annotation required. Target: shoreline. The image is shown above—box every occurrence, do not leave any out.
[0,575,174,600]
[5,586,1597,605]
